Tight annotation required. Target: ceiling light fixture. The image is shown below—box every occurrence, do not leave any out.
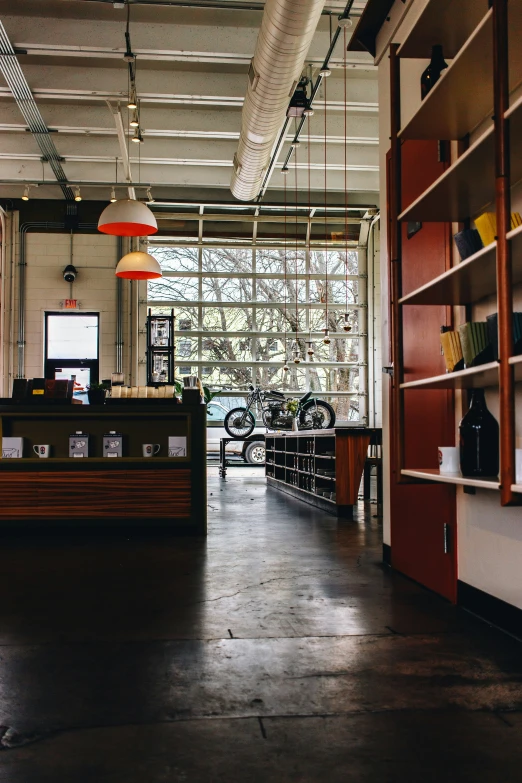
[129,111,139,128]
[110,187,117,203]
[131,128,143,144]
[74,186,82,202]
[22,185,30,201]
[303,107,314,117]
[146,188,155,203]
[287,77,309,118]
[98,198,158,237]
[115,250,162,280]
[127,91,137,110]
[320,68,332,77]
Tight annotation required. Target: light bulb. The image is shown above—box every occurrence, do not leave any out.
[74,186,82,202]
[22,186,30,201]
[110,187,117,203]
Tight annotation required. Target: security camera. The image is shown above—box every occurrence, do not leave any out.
[63,264,77,283]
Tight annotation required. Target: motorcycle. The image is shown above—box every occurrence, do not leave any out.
[223,384,336,438]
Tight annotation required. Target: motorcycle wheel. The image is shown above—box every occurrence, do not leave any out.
[224,408,256,438]
[299,400,336,430]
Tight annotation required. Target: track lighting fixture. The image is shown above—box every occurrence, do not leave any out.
[110,187,117,203]
[283,362,289,372]
[343,313,352,332]
[338,16,353,28]
[127,91,137,110]
[306,341,314,357]
[292,139,301,147]
[320,68,332,77]
[303,107,314,117]
[146,188,154,203]
[131,128,143,144]
[281,166,289,174]
[22,185,30,201]
[129,111,139,128]
[74,186,82,202]
[293,351,301,365]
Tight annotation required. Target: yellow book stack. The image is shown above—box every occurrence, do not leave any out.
[440,330,464,373]
[474,211,522,246]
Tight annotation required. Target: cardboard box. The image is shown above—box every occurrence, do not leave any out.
[2,437,24,458]
[103,431,123,458]
[69,431,89,458]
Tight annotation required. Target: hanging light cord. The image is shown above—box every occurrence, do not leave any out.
[344,26,349,317]
[324,69,328,334]
[283,170,288,366]
[294,118,299,359]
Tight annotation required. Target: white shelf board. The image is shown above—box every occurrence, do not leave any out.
[400,10,494,141]
[402,468,499,491]
[399,210,522,307]
[401,362,499,391]
[398,0,489,59]
[509,354,522,382]
[512,485,522,494]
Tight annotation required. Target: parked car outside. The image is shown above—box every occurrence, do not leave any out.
[207,401,266,464]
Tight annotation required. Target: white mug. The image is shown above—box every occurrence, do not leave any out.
[438,446,459,474]
[142,443,160,457]
[516,449,522,484]
[33,444,50,458]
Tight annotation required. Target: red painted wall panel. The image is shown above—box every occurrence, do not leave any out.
[389,140,457,602]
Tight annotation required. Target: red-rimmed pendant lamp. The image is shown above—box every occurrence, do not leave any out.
[98,198,158,237]
[115,251,162,280]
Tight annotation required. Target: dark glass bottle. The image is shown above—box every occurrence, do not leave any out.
[459,389,499,478]
[421,45,448,100]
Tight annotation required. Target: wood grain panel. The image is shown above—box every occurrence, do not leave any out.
[0,470,191,519]
[335,433,371,505]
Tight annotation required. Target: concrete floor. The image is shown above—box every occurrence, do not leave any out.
[0,474,521,781]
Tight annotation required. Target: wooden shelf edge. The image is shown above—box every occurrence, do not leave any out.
[398,126,494,222]
[402,468,500,490]
[512,484,522,494]
[399,241,496,305]
[397,0,490,60]
[401,362,499,390]
[398,8,493,140]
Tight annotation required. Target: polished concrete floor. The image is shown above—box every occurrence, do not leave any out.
[0,474,521,781]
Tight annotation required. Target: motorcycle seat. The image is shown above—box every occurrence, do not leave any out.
[299,391,312,404]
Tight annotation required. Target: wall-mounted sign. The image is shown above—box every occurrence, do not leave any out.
[65,299,78,309]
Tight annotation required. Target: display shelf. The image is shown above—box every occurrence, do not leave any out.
[400,9,494,141]
[402,468,500,491]
[0,457,189,464]
[401,362,499,391]
[399,95,522,223]
[512,485,522,494]
[401,223,522,306]
[398,0,489,59]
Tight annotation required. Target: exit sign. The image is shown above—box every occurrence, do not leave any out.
[65,299,78,309]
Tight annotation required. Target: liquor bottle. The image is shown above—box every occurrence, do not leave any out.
[421,45,448,100]
[459,389,499,477]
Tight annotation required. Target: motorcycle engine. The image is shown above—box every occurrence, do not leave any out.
[263,402,293,429]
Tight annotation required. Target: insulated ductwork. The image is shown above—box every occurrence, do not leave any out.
[230,0,325,201]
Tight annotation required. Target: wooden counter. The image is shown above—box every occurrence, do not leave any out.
[0,402,206,531]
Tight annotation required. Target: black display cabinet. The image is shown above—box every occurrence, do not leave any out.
[146,308,175,385]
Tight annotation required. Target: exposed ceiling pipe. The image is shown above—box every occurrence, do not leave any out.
[106,100,137,199]
[230,0,325,202]
[0,23,75,201]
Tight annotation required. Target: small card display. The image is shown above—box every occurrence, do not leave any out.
[103,431,123,458]
[168,436,187,458]
[69,431,89,458]
[2,437,23,459]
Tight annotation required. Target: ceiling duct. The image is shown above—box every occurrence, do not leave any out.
[230,0,325,201]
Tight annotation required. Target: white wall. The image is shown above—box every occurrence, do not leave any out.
[376,0,522,608]
[13,231,119,383]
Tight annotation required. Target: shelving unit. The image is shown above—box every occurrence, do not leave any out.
[401,362,499,391]
[397,0,489,59]
[401,469,500,492]
[391,0,522,506]
[265,428,374,518]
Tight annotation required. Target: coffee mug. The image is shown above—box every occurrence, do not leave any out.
[33,444,50,458]
[142,443,160,457]
[438,446,459,474]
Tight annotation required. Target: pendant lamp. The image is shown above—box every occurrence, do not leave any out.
[115,251,162,280]
[98,198,158,237]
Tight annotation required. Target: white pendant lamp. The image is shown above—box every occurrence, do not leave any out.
[98,198,158,237]
[115,251,162,280]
